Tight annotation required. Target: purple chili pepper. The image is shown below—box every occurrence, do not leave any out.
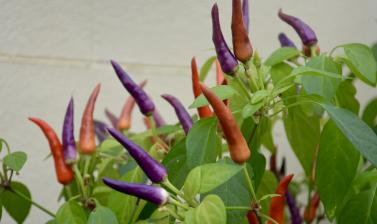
[104,108,118,128]
[110,60,155,116]
[278,9,318,46]
[242,0,249,32]
[278,33,297,48]
[62,98,77,163]
[211,4,238,74]
[153,110,166,128]
[161,94,193,135]
[285,191,303,224]
[94,120,108,143]
[107,128,167,183]
[103,178,169,205]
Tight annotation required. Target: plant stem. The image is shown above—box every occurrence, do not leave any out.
[162,179,198,207]
[242,164,258,203]
[169,197,190,210]
[161,206,183,221]
[0,139,11,154]
[226,206,251,211]
[73,164,87,199]
[11,188,55,217]
[149,116,169,151]
[234,70,252,100]
[259,212,278,224]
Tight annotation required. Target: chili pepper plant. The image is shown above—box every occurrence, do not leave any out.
[1,0,377,223]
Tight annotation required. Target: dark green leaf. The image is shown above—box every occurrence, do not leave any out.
[88,206,118,224]
[186,118,221,169]
[256,171,278,214]
[184,195,226,224]
[199,56,217,81]
[316,121,360,219]
[336,80,360,114]
[248,149,266,190]
[342,43,377,86]
[284,106,320,176]
[55,201,87,224]
[362,97,377,127]
[265,47,300,66]
[2,182,31,224]
[3,151,27,172]
[189,85,237,109]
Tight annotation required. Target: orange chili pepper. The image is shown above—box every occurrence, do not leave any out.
[29,117,74,185]
[191,57,213,119]
[304,193,320,223]
[216,59,226,85]
[118,80,148,130]
[268,174,294,224]
[79,84,101,154]
[200,83,250,164]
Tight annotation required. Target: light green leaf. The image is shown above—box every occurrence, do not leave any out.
[189,85,237,109]
[292,66,343,80]
[88,206,118,224]
[251,90,269,104]
[184,195,226,224]
[362,97,377,127]
[56,201,86,224]
[2,181,32,224]
[265,47,300,66]
[316,121,360,219]
[3,151,27,172]
[199,56,217,81]
[242,102,263,118]
[186,118,221,169]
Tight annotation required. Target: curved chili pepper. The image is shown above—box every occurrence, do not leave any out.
[215,59,226,85]
[107,128,167,183]
[161,94,193,135]
[117,80,148,130]
[94,120,109,143]
[278,33,296,48]
[79,84,101,154]
[278,9,317,46]
[242,0,249,32]
[111,60,155,116]
[105,108,118,128]
[62,98,77,163]
[29,117,74,185]
[304,193,320,223]
[285,191,303,224]
[191,57,213,119]
[247,211,260,224]
[199,83,250,164]
[232,0,253,62]
[268,174,294,224]
[212,3,238,74]
[103,178,169,205]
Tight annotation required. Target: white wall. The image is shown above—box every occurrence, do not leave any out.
[0,0,376,223]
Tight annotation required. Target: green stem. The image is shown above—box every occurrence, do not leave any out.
[259,212,278,224]
[226,206,251,211]
[161,206,183,221]
[0,139,11,154]
[235,75,252,100]
[242,164,258,203]
[162,179,198,207]
[149,116,169,150]
[11,188,55,217]
[169,197,190,210]
[65,185,73,199]
[73,164,87,199]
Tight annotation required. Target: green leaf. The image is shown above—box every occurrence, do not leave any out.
[1,181,31,224]
[320,103,377,167]
[0,198,2,221]
[270,63,296,104]
[184,195,226,224]
[242,102,263,118]
[265,47,300,66]
[186,118,221,169]
[316,121,360,219]
[199,56,217,81]
[256,171,278,214]
[336,80,360,114]
[55,201,87,224]
[362,97,377,127]
[284,106,320,176]
[189,85,237,109]
[251,90,269,104]
[342,43,377,86]
[183,163,243,199]
[88,206,118,224]
[292,66,343,80]
[3,151,27,172]
[302,55,342,101]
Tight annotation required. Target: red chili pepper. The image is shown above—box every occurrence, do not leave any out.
[200,83,250,164]
[216,59,225,86]
[117,80,148,130]
[247,210,260,224]
[304,193,320,223]
[232,0,253,62]
[268,174,294,224]
[29,117,74,185]
[191,57,213,118]
[79,84,101,154]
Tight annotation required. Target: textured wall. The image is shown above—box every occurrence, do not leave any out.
[0,0,376,223]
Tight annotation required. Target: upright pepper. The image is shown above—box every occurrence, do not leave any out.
[161,94,193,135]
[212,3,238,74]
[107,128,167,183]
[278,9,318,47]
[79,84,101,154]
[232,0,253,62]
[29,117,74,185]
[242,0,250,32]
[103,178,169,205]
[199,83,250,164]
[278,33,297,48]
[268,174,294,224]
[111,60,155,116]
[304,193,320,223]
[105,108,118,128]
[62,98,77,164]
[215,59,226,85]
[117,80,148,130]
[94,120,109,143]
[191,57,213,118]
